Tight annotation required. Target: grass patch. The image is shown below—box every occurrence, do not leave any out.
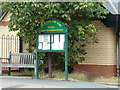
[69,72,86,81]
[10,70,118,83]
[11,71,34,76]
[3,70,34,76]
[52,71,65,80]
[92,77,118,83]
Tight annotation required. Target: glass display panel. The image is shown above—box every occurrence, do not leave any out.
[38,34,65,50]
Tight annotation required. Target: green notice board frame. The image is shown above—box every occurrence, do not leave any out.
[36,19,68,81]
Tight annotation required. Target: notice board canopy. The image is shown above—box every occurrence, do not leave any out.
[39,19,67,34]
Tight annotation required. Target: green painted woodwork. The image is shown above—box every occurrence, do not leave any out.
[40,19,67,33]
[36,32,39,79]
[65,33,68,81]
[36,19,68,81]
[36,50,65,52]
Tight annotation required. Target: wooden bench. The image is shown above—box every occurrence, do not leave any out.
[0,52,36,77]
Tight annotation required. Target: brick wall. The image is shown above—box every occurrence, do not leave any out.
[79,21,117,65]
[74,21,119,77]
[2,13,11,21]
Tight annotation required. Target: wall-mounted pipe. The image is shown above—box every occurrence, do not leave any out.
[116,29,119,77]
[116,13,119,76]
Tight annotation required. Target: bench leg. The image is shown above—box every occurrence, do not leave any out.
[0,59,2,76]
[34,60,37,79]
[0,67,2,76]
[8,67,11,75]
[34,67,36,79]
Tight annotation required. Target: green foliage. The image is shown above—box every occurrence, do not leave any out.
[1,2,109,69]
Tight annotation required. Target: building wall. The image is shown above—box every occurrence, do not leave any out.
[2,13,11,21]
[74,21,119,78]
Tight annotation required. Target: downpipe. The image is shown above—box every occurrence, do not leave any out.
[116,29,119,77]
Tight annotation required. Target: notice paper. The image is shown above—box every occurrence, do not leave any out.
[43,42,50,50]
[52,43,59,50]
[39,35,43,42]
[43,35,48,43]
[58,42,64,50]
[38,43,42,49]
[60,34,65,42]
[54,35,59,42]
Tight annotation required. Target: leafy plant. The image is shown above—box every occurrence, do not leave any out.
[1,2,109,70]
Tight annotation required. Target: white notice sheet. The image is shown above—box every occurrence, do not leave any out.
[58,42,64,50]
[54,35,59,42]
[38,43,42,49]
[60,34,65,42]
[52,43,59,50]
[39,35,43,42]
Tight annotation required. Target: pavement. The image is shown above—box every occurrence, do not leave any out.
[0,76,119,88]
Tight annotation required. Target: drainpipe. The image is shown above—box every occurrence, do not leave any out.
[116,29,119,77]
[116,14,119,77]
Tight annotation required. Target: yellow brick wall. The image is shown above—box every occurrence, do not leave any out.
[2,13,11,21]
[79,21,117,65]
[0,26,18,36]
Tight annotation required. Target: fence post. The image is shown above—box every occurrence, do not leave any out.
[0,58,2,76]
[8,52,11,75]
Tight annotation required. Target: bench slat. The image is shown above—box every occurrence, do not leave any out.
[12,53,34,55]
[1,64,35,68]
